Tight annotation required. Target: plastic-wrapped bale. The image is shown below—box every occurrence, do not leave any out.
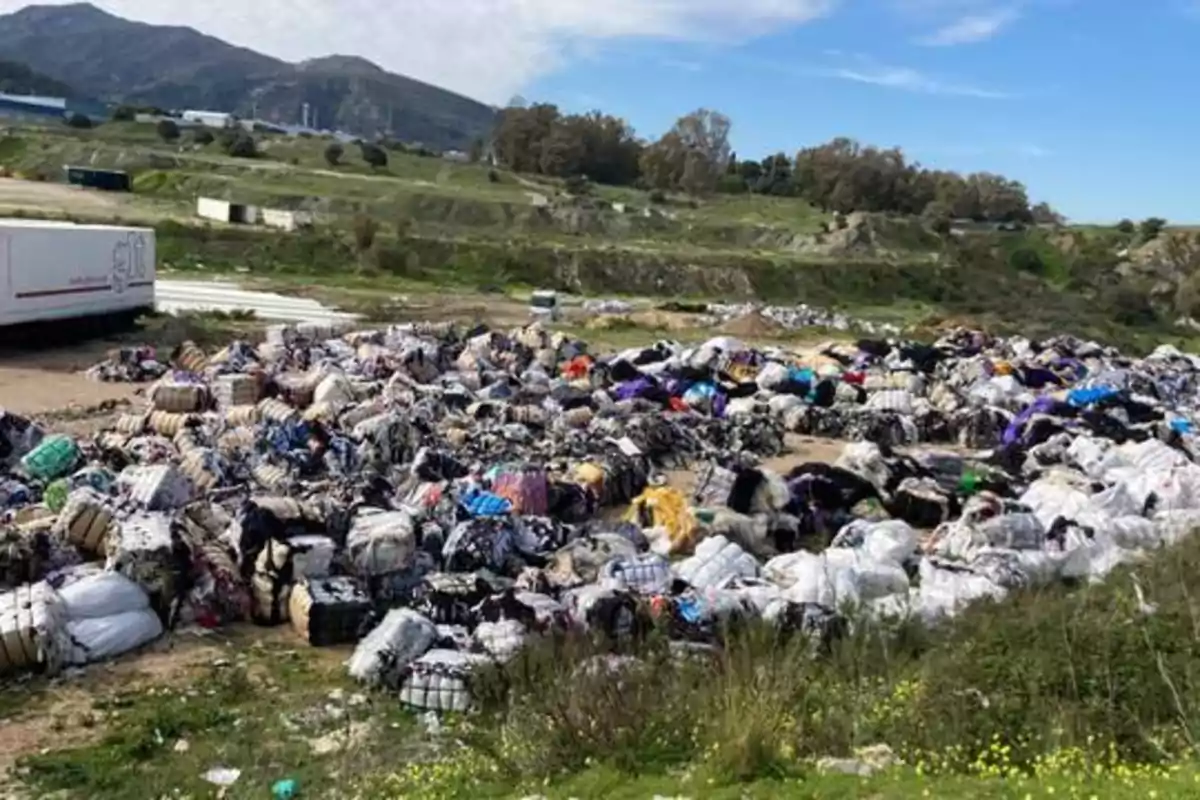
[251,540,295,626]
[353,414,415,468]
[0,582,68,676]
[258,398,300,426]
[693,462,738,507]
[146,411,196,438]
[475,590,570,634]
[289,576,371,646]
[411,572,499,627]
[442,517,516,573]
[347,510,418,580]
[20,435,80,482]
[149,377,209,413]
[105,513,186,616]
[348,608,437,688]
[888,478,956,529]
[0,410,43,470]
[288,535,337,580]
[53,488,117,557]
[399,650,490,713]
[599,553,672,595]
[252,462,293,494]
[177,448,227,494]
[58,571,163,666]
[473,619,527,661]
[117,465,193,511]
[674,535,759,590]
[563,583,643,644]
[212,374,261,409]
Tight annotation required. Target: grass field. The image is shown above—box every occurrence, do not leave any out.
[11,528,1200,799]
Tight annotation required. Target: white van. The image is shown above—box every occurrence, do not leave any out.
[529,289,561,322]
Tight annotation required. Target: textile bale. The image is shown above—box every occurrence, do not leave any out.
[289,576,372,646]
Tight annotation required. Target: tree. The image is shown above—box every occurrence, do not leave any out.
[192,129,214,145]
[671,109,733,177]
[220,131,257,159]
[1030,201,1064,226]
[65,113,92,129]
[352,214,378,252]
[360,142,388,169]
[680,149,717,196]
[1139,217,1168,242]
[111,105,136,122]
[156,119,181,142]
[468,137,484,164]
[1116,218,1136,236]
[324,142,344,167]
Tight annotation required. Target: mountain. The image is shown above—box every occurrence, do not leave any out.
[0,59,75,97]
[0,3,498,149]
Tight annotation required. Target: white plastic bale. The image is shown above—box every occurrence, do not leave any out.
[66,609,163,665]
[673,536,759,590]
[833,519,918,567]
[58,571,150,621]
[400,650,490,713]
[473,619,527,661]
[346,510,417,577]
[835,442,890,495]
[911,559,1007,623]
[1019,479,1091,530]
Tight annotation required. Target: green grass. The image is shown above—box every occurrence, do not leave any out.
[15,640,427,800]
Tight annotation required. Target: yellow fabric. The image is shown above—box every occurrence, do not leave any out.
[993,361,1014,376]
[575,463,605,493]
[626,486,698,554]
[727,363,759,382]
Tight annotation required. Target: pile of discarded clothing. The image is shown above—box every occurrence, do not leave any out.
[0,321,1196,716]
[706,303,902,336]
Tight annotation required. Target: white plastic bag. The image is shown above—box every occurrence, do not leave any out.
[674,536,759,590]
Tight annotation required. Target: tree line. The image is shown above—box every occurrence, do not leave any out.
[490,103,1060,224]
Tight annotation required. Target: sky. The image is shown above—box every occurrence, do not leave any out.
[0,0,1196,222]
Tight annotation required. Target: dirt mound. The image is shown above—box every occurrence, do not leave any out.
[717,310,783,338]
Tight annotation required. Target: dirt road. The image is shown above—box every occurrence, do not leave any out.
[0,344,138,421]
[0,177,124,216]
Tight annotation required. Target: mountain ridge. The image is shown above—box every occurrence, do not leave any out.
[0,3,497,149]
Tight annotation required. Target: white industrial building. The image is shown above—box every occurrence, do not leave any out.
[181,110,236,129]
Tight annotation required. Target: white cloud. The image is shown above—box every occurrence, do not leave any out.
[0,0,837,103]
[1017,143,1050,158]
[916,6,1021,45]
[813,62,1010,98]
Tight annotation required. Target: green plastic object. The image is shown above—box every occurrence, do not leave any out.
[958,471,980,495]
[20,435,80,482]
[272,778,298,799]
[43,479,69,512]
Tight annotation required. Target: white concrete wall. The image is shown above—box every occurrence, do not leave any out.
[196,197,233,223]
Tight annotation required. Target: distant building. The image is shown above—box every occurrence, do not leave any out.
[442,150,470,163]
[182,110,236,129]
[0,91,66,121]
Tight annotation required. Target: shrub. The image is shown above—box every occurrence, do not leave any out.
[324,142,344,167]
[220,131,258,159]
[192,129,214,146]
[111,105,136,122]
[64,113,92,129]
[360,142,388,169]
[156,119,181,142]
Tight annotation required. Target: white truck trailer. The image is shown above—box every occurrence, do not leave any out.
[0,219,155,331]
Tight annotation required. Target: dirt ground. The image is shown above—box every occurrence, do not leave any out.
[0,177,125,216]
[0,342,139,419]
